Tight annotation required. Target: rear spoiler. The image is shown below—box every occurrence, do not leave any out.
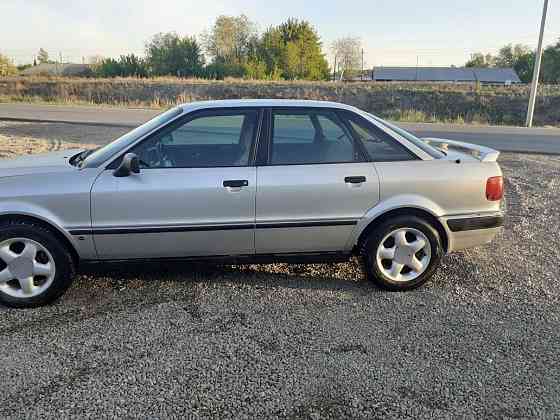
[422,138,500,162]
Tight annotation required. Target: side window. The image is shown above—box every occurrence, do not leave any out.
[171,115,245,145]
[317,114,351,143]
[131,111,258,168]
[273,114,315,144]
[346,114,416,162]
[270,110,360,165]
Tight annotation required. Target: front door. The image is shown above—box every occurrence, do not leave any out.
[255,108,380,254]
[91,109,260,259]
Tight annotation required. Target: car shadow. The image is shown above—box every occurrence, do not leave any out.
[77,259,381,296]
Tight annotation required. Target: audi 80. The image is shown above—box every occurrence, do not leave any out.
[0,100,504,308]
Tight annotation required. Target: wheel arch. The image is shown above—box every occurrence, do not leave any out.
[354,207,449,253]
[0,213,80,265]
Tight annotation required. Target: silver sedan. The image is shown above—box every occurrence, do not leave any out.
[0,100,504,308]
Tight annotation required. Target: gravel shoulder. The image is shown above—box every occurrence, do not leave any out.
[0,122,559,419]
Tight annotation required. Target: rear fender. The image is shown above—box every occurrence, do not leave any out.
[346,194,445,249]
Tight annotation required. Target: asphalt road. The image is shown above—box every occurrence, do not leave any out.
[1,103,559,154]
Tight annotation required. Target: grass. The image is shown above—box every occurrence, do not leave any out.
[0,94,166,109]
[0,94,533,127]
[0,76,558,127]
[389,109,499,125]
[0,95,486,125]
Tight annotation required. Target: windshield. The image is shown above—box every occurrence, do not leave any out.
[82,107,183,168]
[367,113,444,159]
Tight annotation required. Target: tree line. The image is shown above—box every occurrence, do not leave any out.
[94,16,331,80]
[3,16,560,83]
[466,41,560,84]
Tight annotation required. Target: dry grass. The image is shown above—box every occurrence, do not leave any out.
[1,76,559,126]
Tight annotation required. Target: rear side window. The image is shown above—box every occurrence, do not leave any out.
[317,115,352,144]
[273,114,316,144]
[270,110,362,165]
[345,114,417,162]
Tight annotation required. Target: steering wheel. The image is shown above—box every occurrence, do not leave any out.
[139,159,151,168]
[156,141,177,167]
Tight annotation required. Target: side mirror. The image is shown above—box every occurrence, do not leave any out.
[113,153,140,177]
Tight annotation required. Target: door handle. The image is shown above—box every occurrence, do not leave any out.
[345,176,366,184]
[223,180,249,188]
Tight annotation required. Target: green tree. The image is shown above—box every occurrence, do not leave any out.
[542,39,560,84]
[95,54,148,78]
[145,32,204,77]
[37,48,50,64]
[119,54,148,77]
[95,58,121,77]
[465,44,537,83]
[257,19,329,80]
[244,58,269,79]
[202,15,257,66]
[17,63,33,72]
[202,62,245,80]
[0,54,17,76]
[465,52,495,68]
[495,44,531,68]
[512,52,535,83]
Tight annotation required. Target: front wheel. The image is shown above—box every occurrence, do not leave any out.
[361,215,443,291]
[0,220,76,308]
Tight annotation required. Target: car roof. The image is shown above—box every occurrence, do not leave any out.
[180,99,360,113]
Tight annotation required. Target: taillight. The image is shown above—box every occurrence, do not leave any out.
[486,176,504,201]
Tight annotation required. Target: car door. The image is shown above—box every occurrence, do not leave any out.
[90,108,261,259]
[255,107,380,254]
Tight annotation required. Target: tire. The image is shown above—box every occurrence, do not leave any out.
[0,220,76,308]
[360,215,443,291]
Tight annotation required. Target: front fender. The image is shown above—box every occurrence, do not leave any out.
[0,201,96,260]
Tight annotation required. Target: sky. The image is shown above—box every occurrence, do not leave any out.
[1,0,559,67]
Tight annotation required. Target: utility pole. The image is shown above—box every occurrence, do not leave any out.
[526,0,549,127]
[361,48,364,81]
[333,55,337,82]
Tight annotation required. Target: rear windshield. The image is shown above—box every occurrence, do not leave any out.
[82,107,183,168]
[367,114,444,159]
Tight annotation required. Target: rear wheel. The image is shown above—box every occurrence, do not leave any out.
[0,220,75,308]
[361,216,443,291]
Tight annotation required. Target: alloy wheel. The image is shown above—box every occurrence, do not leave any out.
[376,228,432,282]
[0,238,56,298]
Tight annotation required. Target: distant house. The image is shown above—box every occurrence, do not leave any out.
[21,63,93,77]
[368,67,521,85]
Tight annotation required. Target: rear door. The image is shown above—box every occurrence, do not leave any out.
[255,108,380,254]
[90,108,261,259]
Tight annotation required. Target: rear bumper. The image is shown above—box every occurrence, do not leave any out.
[440,212,504,252]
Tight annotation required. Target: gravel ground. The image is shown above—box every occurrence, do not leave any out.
[0,121,101,158]
[0,122,559,419]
